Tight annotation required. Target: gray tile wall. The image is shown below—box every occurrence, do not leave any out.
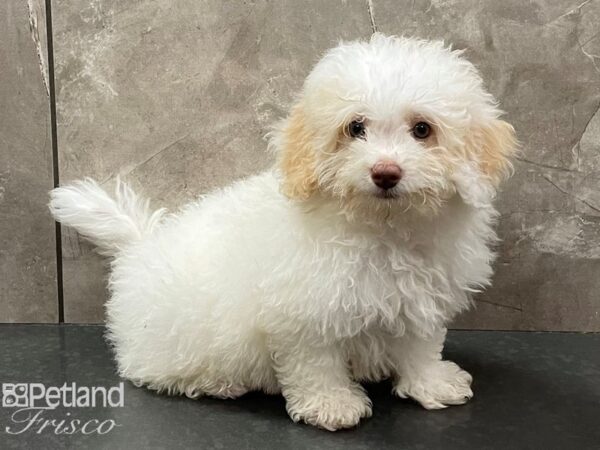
[2,0,599,330]
[0,0,57,322]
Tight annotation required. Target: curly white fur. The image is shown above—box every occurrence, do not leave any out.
[49,34,516,431]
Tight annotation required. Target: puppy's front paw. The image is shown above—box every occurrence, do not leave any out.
[394,360,473,410]
[286,387,373,431]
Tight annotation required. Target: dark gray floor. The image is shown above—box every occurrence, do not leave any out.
[0,326,598,449]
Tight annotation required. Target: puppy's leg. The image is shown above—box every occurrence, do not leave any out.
[390,328,473,409]
[270,338,372,431]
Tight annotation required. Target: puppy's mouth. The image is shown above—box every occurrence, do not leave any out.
[374,189,399,200]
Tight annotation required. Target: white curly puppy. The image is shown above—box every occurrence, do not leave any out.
[50,34,516,431]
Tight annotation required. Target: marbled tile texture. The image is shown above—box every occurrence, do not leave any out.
[4,1,600,329]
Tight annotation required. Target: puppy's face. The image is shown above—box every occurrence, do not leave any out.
[273,35,517,216]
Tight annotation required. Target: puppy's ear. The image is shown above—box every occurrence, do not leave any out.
[471,119,518,188]
[275,104,318,200]
[453,119,517,207]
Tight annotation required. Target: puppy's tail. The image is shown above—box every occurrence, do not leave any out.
[49,178,166,257]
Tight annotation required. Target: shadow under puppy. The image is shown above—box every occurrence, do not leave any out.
[49,34,516,431]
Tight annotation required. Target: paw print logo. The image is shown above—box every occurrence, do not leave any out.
[2,384,29,408]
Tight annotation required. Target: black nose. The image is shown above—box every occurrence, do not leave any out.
[371,161,402,190]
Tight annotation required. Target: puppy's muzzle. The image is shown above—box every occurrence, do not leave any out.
[371,161,402,190]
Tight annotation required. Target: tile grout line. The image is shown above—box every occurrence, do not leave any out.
[45,0,64,323]
[366,0,378,34]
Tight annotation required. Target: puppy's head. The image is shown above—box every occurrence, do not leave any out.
[272,34,517,216]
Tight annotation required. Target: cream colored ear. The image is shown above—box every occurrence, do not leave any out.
[275,104,318,200]
[473,119,518,187]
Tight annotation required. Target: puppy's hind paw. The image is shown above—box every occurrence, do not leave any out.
[394,360,473,410]
[286,387,373,431]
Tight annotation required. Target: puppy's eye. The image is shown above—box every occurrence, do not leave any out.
[412,122,431,140]
[348,120,366,139]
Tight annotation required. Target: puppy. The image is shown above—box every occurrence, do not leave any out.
[49,34,516,431]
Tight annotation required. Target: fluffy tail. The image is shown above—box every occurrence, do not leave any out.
[49,178,165,256]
